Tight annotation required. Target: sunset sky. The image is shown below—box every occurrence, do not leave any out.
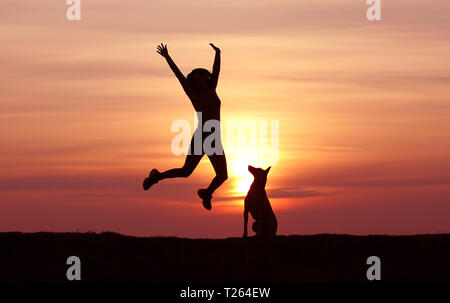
[1,0,450,238]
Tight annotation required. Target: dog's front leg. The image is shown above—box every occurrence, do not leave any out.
[243,210,249,238]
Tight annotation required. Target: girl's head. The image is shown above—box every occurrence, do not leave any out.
[187,68,212,90]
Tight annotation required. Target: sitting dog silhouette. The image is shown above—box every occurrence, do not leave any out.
[243,165,278,238]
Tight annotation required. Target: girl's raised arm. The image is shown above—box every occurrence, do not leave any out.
[209,43,221,90]
[157,43,191,93]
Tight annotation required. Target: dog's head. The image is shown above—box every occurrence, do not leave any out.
[248,165,271,187]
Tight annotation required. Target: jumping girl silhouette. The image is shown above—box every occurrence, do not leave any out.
[143,43,228,210]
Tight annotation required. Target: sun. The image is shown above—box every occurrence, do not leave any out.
[221,117,280,196]
[235,174,253,194]
[229,156,253,195]
[226,149,279,196]
[228,157,253,195]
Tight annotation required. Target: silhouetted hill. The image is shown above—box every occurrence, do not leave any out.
[1,232,449,283]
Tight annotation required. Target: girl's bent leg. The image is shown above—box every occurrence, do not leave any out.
[158,153,203,180]
[205,153,228,195]
[157,132,203,181]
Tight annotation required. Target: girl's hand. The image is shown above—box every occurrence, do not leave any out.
[157,43,169,58]
[209,43,220,53]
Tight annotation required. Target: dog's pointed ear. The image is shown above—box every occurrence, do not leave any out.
[265,166,271,174]
[248,165,256,174]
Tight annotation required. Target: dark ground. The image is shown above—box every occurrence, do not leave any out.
[1,232,449,283]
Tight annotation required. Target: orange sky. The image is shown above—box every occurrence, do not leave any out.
[1,0,450,237]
